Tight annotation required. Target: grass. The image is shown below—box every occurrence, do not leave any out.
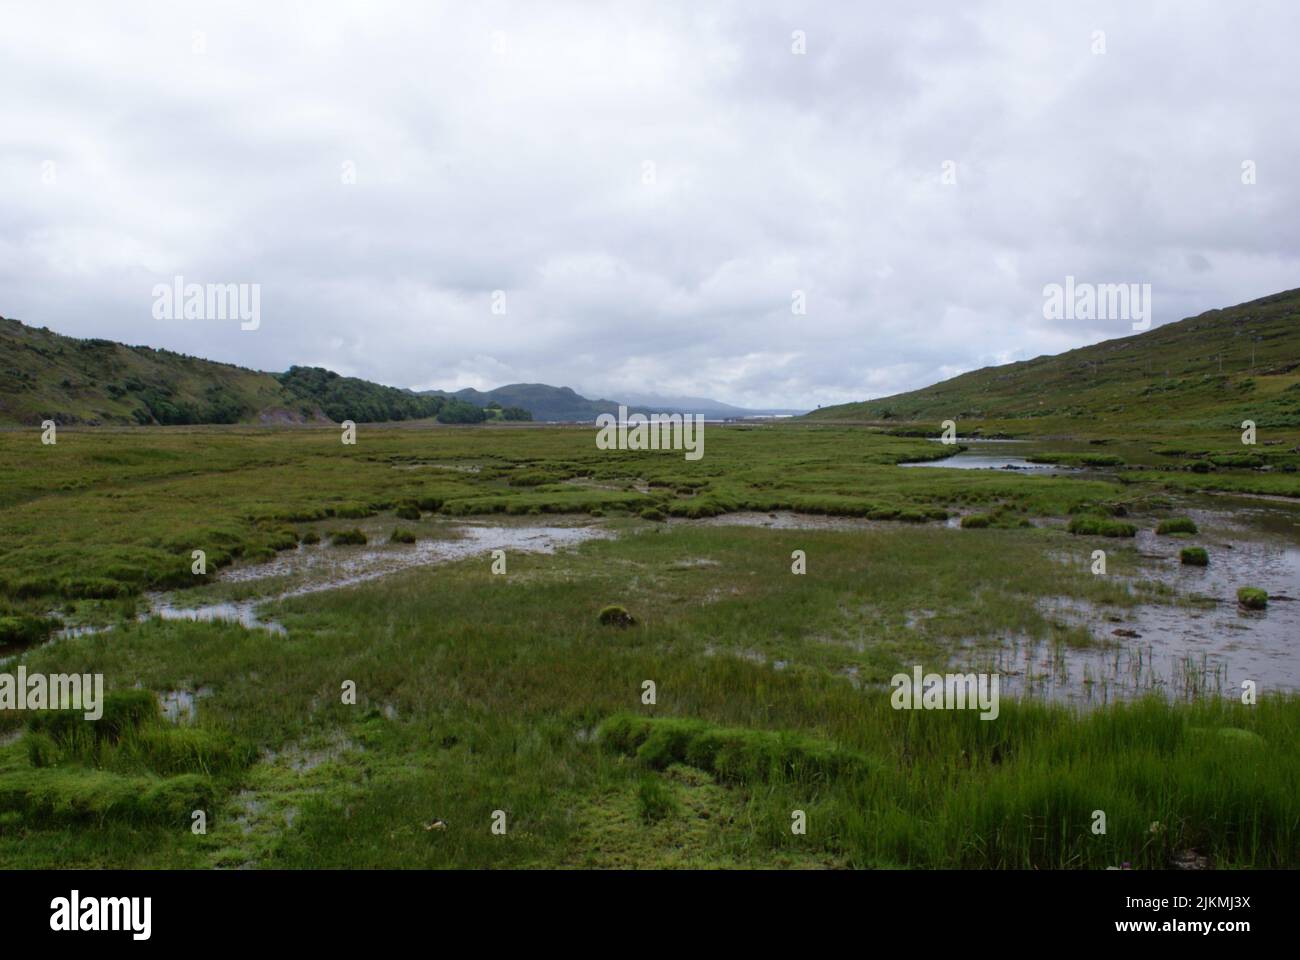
[1180,547,1209,566]
[1157,518,1199,535]
[0,421,1296,869]
[1067,516,1138,537]
[1237,587,1269,610]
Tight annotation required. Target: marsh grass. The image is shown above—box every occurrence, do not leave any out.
[1,424,1296,869]
[1067,516,1138,537]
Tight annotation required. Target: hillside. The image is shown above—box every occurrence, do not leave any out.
[808,288,1300,434]
[0,318,448,426]
[0,316,316,426]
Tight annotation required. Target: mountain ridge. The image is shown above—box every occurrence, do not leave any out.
[805,288,1300,434]
[0,316,789,426]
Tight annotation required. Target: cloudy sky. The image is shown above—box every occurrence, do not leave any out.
[2,1,1297,410]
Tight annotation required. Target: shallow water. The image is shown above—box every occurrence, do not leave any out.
[147,599,287,634]
[694,511,886,531]
[961,495,1300,705]
[142,523,611,633]
[900,440,1068,472]
[159,686,213,724]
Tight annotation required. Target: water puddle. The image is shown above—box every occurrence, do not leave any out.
[141,523,611,634]
[233,523,609,599]
[960,495,1300,704]
[160,686,213,724]
[693,511,895,531]
[901,440,1067,473]
[147,599,287,634]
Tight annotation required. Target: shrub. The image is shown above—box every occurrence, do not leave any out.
[330,528,367,546]
[598,605,637,627]
[1237,587,1268,610]
[1067,516,1137,537]
[1157,518,1198,535]
[389,528,416,544]
[1180,547,1209,566]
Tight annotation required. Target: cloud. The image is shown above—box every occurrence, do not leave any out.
[2,0,1297,409]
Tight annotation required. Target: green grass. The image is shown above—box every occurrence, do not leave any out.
[1067,516,1138,537]
[1179,547,1209,566]
[1237,587,1268,610]
[1157,518,1199,535]
[0,421,1296,869]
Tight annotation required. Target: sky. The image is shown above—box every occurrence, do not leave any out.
[2,1,1298,410]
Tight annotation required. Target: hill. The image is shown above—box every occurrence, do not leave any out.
[0,316,316,426]
[276,366,444,423]
[807,288,1300,434]
[0,318,449,426]
[422,384,802,422]
[425,384,630,423]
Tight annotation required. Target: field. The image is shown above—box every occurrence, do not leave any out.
[1,422,1298,869]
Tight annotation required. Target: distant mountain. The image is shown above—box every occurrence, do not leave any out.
[806,288,1300,433]
[419,384,806,422]
[421,384,632,423]
[0,315,802,427]
[621,392,806,419]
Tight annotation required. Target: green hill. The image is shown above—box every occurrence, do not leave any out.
[0,317,448,426]
[275,366,444,424]
[0,316,314,426]
[808,288,1300,435]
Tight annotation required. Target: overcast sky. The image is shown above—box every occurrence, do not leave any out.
[2,1,1297,409]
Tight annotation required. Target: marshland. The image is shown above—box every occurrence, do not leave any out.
[1,421,1296,869]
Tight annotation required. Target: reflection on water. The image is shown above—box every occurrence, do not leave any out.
[959,496,1300,705]
[901,440,1068,473]
[140,523,611,636]
[147,599,287,634]
[159,686,213,724]
[223,523,609,599]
